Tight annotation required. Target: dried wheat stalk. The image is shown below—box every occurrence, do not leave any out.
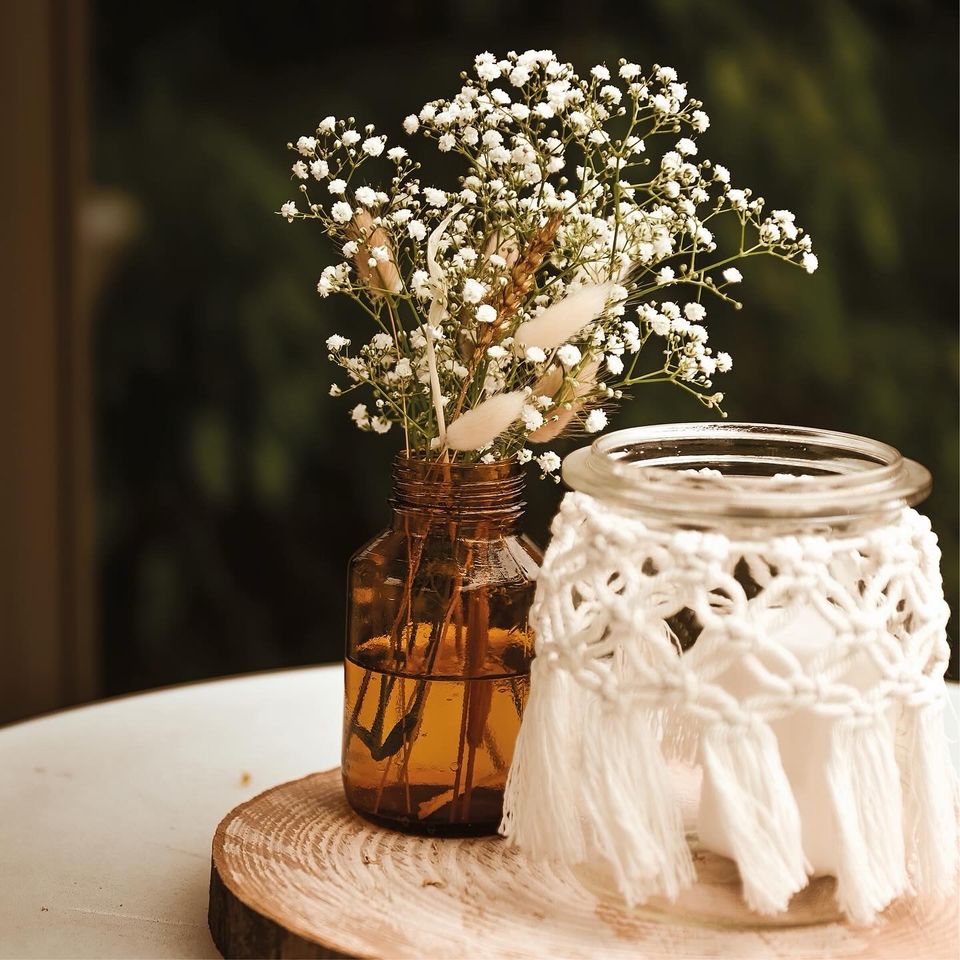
[449,214,563,421]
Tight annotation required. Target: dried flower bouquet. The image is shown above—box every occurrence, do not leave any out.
[281,50,816,478]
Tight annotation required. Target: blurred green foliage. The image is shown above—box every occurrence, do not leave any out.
[93,0,958,691]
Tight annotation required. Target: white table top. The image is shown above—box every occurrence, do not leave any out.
[0,666,343,959]
[0,667,956,959]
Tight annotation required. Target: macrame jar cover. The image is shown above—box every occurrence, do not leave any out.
[500,423,957,925]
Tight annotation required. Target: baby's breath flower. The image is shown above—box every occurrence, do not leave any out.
[362,136,385,157]
[280,201,298,222]
[722,267,743,284]
[759,221,780,244]
[584,409,608,433]
[650,313,671,336]
[475,52,501,82]
[691,111,710,132]
[802,252,819,274]
[328,179,347,195]
[330,201,353,224]
[556,344,582,367]
[411,269,430,297]
[326,334,350,351]
[462,278,487,304]
[600,85,622,104]
[727,189,747,210]
[652,93,672,114]
[521,405,545,431]
[537,451,561,473]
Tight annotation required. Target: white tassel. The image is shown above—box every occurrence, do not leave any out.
[514,284,613,351]
[500,657,587,862]
[899,694,959,900]
[699,719,808,915]
[577,696,694,905]
[445,390,526,451]
[659,703,702,765]
[826,713,908,924]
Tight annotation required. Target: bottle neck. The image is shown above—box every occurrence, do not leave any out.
[391,455,526,533]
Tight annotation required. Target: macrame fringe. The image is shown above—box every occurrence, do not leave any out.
[660,702,702,765]
[499,657,587,862]
[899,694,959,900]
[579,696,694,905]
[699,719,809,915]
[826,712,908,924]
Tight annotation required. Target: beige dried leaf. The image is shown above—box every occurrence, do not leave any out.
[348,210,401,296]
[527,360,600,444]
[445,391,527,452]
[532,365,564,398]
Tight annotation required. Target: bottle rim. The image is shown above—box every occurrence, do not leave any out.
[561,422,931,525]
[391,453,525,522]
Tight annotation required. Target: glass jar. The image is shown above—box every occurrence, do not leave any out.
[503,421,952,922]
[342,455,541,836]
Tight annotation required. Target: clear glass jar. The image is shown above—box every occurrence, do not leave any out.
[342,456,541,836]
[493,421,952,919]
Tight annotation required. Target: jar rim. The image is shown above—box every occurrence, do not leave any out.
[562,422,931,524]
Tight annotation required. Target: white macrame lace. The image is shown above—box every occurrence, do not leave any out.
[500,491,957,924]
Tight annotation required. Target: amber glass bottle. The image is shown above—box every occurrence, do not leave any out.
[342,456,541,836]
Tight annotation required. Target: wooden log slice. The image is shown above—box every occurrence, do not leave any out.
[208,767,958,959]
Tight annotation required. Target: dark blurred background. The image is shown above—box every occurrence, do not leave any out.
[2,0,957,722]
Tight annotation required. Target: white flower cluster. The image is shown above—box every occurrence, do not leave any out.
[280,51,817,471]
